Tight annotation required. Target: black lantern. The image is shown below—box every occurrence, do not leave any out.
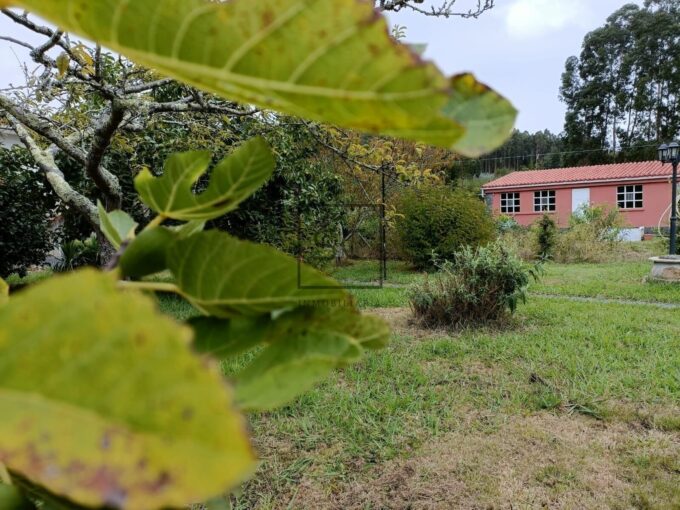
[658,143,669,163]
[668,141,680,162]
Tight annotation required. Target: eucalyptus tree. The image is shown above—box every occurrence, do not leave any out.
[560,0,680,164]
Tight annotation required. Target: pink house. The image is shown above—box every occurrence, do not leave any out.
[482,161,675,229]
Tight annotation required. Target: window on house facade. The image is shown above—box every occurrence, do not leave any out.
[500,192,520,213]
[617,185,643,209]
[533,190,556,212]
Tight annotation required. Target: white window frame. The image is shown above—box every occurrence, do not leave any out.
[533,190,556,212]
[500,192,520,213]
[617,185,643,209]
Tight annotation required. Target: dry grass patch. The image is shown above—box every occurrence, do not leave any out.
[286,414,679,510]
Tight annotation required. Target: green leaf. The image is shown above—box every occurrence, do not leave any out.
[0,278,8,307]
[135,137,275,221]
[172,219,206,239]
[0,270,255,509]
[189,316,272,359]
[168,231,347,318]
[0,484,36,510]
[97,201,138,250]
[441,74,518,158]
[191,306,390,411]
[4,0,515,155]
[235,330,361,411]
[119,227,175,279]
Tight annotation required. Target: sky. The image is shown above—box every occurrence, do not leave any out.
[389,0,643,133]
[0,0,642,135]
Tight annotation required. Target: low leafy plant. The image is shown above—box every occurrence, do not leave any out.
[408,242,540,329]
[396,185,495,270]
[496,214,521,234]
[53,235,100,272]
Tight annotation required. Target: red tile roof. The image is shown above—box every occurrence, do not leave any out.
[482,161,672,190]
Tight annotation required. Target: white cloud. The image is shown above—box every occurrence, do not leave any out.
[505,0,592,40]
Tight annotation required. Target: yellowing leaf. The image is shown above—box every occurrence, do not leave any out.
[135,137,275,221]
[0,270,255,510]
[55,52,69,79]
[168,231,347,318]
[441,74,517,158]
[4,0,516,155]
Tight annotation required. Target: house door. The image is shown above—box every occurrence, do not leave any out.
[572,188,590,213]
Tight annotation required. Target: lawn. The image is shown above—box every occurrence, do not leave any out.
[330,258,680,307]
[156,260,680,509]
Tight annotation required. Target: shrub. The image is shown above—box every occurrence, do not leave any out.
[552,205,625,263]
[496,213,521,233]
[498,227,538,262]
[0,147,57,277]
[408,242,540,329]
[395,185,495,270]
[54,235,101,272]
[534,214,558,260]
[570,204,625,242]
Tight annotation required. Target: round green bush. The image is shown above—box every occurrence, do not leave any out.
[395,185,495,270]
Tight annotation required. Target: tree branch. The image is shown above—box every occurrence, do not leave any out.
[143,100,259,116]
[376,0,494,18]
[84,102,126,208]
[5,114,99,227]
[0,94,88,165]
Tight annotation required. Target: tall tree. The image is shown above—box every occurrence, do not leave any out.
[560,0,680,165]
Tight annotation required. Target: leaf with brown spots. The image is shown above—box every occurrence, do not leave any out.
[0,270,256,509]
[2,0,515,156]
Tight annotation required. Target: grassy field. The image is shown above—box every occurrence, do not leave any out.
[156,260,680,509]
[329,259,680,307]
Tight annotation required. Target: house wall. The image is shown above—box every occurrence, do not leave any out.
[487,180,672,228]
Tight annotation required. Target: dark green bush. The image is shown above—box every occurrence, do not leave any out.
[395,185,494,270]
[0,147,57,277]
[534,214,557,260]
[408,242,540,329]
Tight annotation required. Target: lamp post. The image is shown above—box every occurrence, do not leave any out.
[658,142,679,255]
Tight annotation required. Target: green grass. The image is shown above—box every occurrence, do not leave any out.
[532,261,680,303]
[329,260,421,285]
[329,259,680,306]
[156,289,680,508]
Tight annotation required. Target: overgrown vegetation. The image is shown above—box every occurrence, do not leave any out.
[408,243,539,329]
[396,185,495,270]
